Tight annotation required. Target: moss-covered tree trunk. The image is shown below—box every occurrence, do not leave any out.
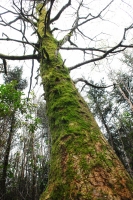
[38,5,133,200]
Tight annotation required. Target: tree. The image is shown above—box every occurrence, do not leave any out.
[0,0,133,199]
[9,96,49,200]
[87,50,133,177]
[87,77,133,177]
[0,66,27,199]
[0,86,49,200]
[0,82,23,199]
[87,79,115,147]
[3,66,27,90]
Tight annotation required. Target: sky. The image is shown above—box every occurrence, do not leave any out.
[0,0,133,97]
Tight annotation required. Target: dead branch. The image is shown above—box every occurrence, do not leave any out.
[50,0,71,24]
[74,78,114,89]
[69,24,133,71]
[0,54,39,60]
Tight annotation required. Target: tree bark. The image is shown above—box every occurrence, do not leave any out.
[38,5,133,200]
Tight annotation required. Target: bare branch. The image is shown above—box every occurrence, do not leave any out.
[69,24,133,71]
[0,54,38,60]
[2,59,7,75]
[50,0,71,24]
[78,0,114,27]
[74,78,114,89]
[60,47,106,53]
[0,37,36,46]
[27,58,34,99]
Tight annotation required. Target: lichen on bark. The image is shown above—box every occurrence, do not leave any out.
[37,4,133,200]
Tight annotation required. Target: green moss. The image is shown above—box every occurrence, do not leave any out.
[127,180,133,191]
[80,157,89,171]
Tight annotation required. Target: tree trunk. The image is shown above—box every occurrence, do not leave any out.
[0,115,15,200]
[38,5,133,200]
[95,102,114,148]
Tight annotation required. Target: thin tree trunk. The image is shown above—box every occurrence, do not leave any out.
[37,5,133,200]
[0,115,15,200]
[117,84,133,111]
[31,132,37,200]
[118,129,133,177]
[95,102,114,148]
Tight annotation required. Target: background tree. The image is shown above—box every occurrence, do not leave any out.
[3,66,27,90]
[87,79,133,176]
[0,85,49,200]
[0,81,24,199]
[0,66,27,199]
[87,52,133,177]
[0,0,133,199]
[87,79,115,147]
[0,67,49,200]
